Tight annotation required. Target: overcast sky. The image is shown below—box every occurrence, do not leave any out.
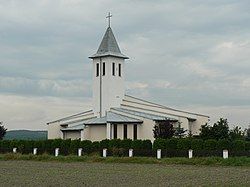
[1,0,250,130]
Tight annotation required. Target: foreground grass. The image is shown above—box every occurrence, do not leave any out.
[0,153,250,166]
[0,160,249,186]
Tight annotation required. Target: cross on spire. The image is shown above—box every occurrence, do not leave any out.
[106,12,112,27]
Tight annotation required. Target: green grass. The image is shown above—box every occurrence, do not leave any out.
[0,153,250,166]
[0,160,249,186]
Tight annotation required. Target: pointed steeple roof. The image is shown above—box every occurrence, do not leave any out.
[89,27,128,59]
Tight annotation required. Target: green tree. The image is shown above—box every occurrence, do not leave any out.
[229,126,244,140]
[0,122,7,140]
[200,118,229,140]
[246,126,250,141]
[174,122,187,138]
[153,121,174,139]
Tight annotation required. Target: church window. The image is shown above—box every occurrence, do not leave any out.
[96,63,99,77]
[123,124,127,139]
[118,64,121,76]
[112,63,115,76]
[102,62,105,76]
[113,124,117,139]
[133,124,137,140]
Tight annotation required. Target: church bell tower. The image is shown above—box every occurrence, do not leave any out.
[89,13,129,117]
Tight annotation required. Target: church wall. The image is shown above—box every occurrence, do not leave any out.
[47,122,63,139]
[127,124,133,139]
[64,131,81,140]
[190,115,209,135]
[137,119,155,142]
[88,125,106,141]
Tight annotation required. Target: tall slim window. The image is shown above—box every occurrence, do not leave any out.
[123,124,127,139]
[102,62,105,76]
[113,124,117,139]
[96,63,99,77]
[112,63,115,76]
[118,64,121,77]
[133,124,137,140]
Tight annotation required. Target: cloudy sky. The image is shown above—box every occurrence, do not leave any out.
[1,0,250,130]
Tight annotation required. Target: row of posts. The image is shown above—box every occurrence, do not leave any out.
[12,148,229,159]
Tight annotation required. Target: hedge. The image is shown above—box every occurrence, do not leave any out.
[0,138,249,156]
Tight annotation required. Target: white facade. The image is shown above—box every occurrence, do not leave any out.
[92,56,125,117]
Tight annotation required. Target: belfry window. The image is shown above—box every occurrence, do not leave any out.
[96,63,99,77]
[112,63,115,76]
[118,64,121,77]
[102,62,105,76]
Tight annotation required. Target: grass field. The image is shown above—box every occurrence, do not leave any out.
[0,160,249,186]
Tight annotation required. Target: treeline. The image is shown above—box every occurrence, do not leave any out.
[0,138,249,156]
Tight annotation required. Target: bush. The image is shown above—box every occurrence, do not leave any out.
[142,140,152,150]
[120,139,132,149]
[204,139,217,150]
[153,139,166,150]
[166,138,178,150]
[109,139,121,148]
[177,138,191,150]
[217,139,231,150]
[190,139,203,150]
[79,140,93,154]
[100,139,110,149]
[131,140,143,150]
[245,141,250,151]
[231,140,245,151]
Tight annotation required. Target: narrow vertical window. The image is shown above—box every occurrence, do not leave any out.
[112,63,115,76]
[96,63,99,77]
[118,63,121,77]
[102,62,105,76]
[123,124,127,139]
[113,124,117,139]
[133,124,137,140]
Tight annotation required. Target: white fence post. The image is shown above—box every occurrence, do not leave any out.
[129,149,133,157]
[55,148,59,157]
[223,150,228,159]
[78,148,82,156]
[33,148,37,155]
[188,149,193,159]
[13,148,17,154]
[103,148,107,157]
[157,149,161,159]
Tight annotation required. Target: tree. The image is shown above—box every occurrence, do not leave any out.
[212,118,229,140]
[246,126,250,141]
[229,126,244,140]
[153,121,174,139]
[174,122,187,138]
[199,118,229,140]
[0,122,7,140]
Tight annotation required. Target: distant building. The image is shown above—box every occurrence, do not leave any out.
[47,15,209,141]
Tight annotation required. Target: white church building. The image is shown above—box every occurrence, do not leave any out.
[47,16,209,142]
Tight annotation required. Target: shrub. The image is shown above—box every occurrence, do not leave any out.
[245,141,250,151]
[120,139,132,149]
[109,139,121,148]
[153,139,166,150]
[131,140,143,150]
[79,140,93,154]
[166,138,178,150]
[217,139,231,150]
[177,138,191,150]
[203,139,217,150]
[190,139,203,150]
[231,140,245,151]
[100,139,110,149]
[91,141,100,152]
[142,140,152,150]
